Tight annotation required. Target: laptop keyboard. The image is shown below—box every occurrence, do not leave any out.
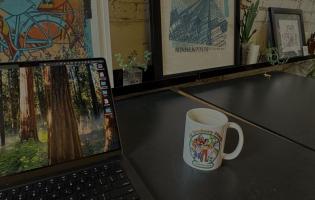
[0,160,140,200]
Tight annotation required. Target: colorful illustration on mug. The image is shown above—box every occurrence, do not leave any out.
[189,130,221,168]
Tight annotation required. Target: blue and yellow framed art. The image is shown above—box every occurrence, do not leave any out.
[150,0,240,76]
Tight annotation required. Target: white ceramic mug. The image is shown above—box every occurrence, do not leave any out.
[183,108,244,171]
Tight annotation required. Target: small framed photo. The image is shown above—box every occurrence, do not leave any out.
[269,7,306,58]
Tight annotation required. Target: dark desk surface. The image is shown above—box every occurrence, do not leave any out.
[184,72,315,150]
[116,90,315,200]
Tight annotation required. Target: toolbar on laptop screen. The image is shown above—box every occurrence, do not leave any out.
[0,60,120,177]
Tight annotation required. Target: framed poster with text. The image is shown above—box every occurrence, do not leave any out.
[156,0,239,75]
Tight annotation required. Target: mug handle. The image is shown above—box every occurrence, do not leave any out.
[223,122,244,160]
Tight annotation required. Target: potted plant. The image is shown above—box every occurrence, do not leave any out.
[240,0,260,65]
[114,50,152,86]
[265,47,289,65]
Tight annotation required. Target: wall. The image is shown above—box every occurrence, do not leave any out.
[109,0,150,70]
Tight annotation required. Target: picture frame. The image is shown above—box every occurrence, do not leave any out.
[0,0,113,85]
[150,0,240,77]
[268,7,306,59]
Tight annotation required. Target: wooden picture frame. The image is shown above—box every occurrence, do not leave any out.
[269,7,306,58]
[150,0,240,78]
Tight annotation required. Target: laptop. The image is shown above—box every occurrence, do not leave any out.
[0,58,153,200]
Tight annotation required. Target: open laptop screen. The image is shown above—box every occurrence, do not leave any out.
[0,59,120,177]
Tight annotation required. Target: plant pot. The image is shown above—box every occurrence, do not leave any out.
[123,68,143,86]
[242,43,260,65]
[246,44,260,64]
[241,43,250,65]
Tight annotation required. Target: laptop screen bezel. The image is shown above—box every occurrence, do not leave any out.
[0,58,123,188]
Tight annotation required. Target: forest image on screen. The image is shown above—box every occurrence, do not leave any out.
[0,64,118,177]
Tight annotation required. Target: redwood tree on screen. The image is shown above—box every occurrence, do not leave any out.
[19,68,38,141]
[44,66,82,165]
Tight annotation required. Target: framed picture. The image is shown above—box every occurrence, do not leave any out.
[150,0,240,77]
[269,7,306,59]
[0,0,113,85]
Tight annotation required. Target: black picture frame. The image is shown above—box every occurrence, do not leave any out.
[149,0,241,79]
[268,7,306,58]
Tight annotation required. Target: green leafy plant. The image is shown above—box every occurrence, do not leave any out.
[240,0,260,43]
[265,47,289,65]
[114,50,152,71]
